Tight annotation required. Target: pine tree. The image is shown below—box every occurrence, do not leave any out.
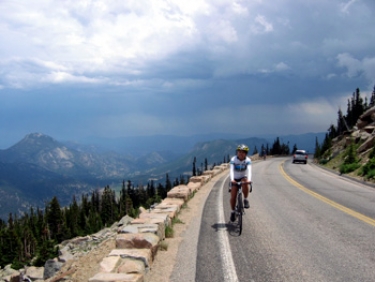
[165,173,172,193]
[314,137,321,158]
[46,196,64,242]
[369,85,375,107]
[292,144,298,154]
[192,161,196,176]
[101,185,117,225]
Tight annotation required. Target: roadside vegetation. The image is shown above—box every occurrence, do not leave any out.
[314,86,375,181]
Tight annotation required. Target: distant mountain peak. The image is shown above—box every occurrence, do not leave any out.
[24,132,55,141]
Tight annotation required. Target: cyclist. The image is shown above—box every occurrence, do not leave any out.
[229,144,252,222]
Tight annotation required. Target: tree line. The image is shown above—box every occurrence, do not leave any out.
[0,175,180,269]
[254,138,295,156]
[0,154,225,269]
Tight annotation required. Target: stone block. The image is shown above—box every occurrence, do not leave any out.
[117,258,146,274]
[160,198,185,209]
[100,256,121,273]
[152,206,178,220]
[116,233,159,259]
[189,175,211,185]
[138,212,171,227]
[118,223,165,240]
[109,249,152,269]
[202,170,215,177]
[187,181,201,192]
[167,186,191,201]
[155,202,181,212]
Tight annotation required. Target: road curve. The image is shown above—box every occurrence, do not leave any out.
[196,157,375,282]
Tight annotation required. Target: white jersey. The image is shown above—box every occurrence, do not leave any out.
[229,156,252,181]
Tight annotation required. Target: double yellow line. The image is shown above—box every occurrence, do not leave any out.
[279,162,375,227]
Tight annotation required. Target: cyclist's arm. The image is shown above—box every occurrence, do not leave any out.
[247,159,252,183]
[230,163,235,182]
[229,158,236,182]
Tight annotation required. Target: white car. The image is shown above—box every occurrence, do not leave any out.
[293,150,308,164]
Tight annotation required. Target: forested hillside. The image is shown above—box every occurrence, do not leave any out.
[315,86,375,180]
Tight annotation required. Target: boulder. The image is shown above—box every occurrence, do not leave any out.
[118,215,135,227]
[363,125,375,134]
[25,266,44,280]
[357,135,375,153]
[359,106,375,121]
[58,245,75,262]
[0,265,18,278]
[43,258,64,280]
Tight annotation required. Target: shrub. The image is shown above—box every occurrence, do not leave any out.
[165,225,174,238]
[172,217,184,224]
[158,241,168,251]
[339,163,361,174]
[360,158,375,179]
[343,143,358,164]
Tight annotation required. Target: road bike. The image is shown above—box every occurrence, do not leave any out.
[229,181,252,235]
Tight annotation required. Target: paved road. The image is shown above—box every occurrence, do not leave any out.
[195,157,375,282]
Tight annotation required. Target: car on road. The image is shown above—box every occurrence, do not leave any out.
[293,150,308,164]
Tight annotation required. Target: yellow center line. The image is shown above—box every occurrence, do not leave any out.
[279,161,375,227]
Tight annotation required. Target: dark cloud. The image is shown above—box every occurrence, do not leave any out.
[0,0,375,148]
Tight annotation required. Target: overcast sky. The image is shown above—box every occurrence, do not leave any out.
[1,0,375,148]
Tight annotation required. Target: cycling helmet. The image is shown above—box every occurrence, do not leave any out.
[236,144,249,153]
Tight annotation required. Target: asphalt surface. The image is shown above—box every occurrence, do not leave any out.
[194,157,375,282]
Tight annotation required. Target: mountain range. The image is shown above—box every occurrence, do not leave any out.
[0,132,325,219]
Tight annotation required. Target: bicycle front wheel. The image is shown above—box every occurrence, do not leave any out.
[237,210,242,235]
[237,192,243,235]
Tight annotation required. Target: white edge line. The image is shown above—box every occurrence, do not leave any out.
[218,175,239,282]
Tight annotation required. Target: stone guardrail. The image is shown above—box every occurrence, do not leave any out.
[0,164,229,282]
[88,163,228,282]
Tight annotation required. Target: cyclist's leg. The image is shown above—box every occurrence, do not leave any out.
[241,178,249,198]
[242,178,250,209]
[230,181,239,221]
[230,184,238,211]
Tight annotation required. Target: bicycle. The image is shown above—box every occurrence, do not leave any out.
[229,181,252,235]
